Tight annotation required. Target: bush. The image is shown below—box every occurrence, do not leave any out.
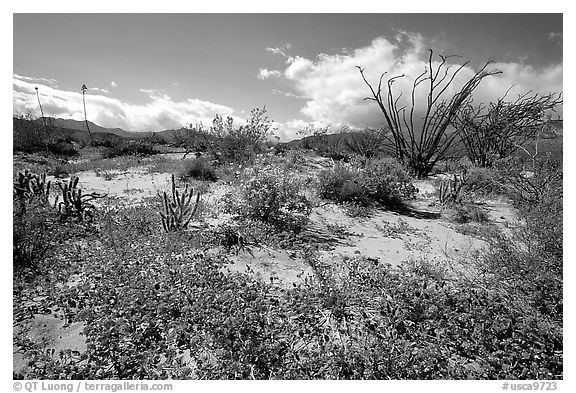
[282,148,307,170]
[501,155,563,261]
[462,166,506,197]
[210,107,274,165]
[342,129,386,158]
[179,157,217,182]
[13,115,49,153]
[498,155,562,207]
[319,158,416,208]
[47,139,78,157]
[447,204,490,224]
[51,164,70,179]
[223,165,312,232]
[101,140,159,158]
[13,199,59,270]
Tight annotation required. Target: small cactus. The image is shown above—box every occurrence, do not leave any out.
[57,176,106,221]
[159,174,201,232]
[13,170,51,204]
[438,169,468,205]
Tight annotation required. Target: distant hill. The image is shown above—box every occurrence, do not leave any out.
[40,117,142,139]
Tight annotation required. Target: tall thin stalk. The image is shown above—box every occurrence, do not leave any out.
[34,87,50,151]
[35,87,47,128]
[81,84,93,143]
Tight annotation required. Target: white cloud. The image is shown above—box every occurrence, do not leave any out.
[110,81,118,88]
[13,77,236,132]
[257,68,282,80]
[271,89,304,99]
[265,43,292,58]
[273,119,345,142]
[14,74,59,87]
[262,34,562,141]
[91,87,111,94]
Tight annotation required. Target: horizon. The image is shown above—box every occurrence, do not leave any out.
[13,13,563,141]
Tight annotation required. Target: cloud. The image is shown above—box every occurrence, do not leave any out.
[14,74,59,87]
[548,31,562,45]
[257,68,282,80]
[271,89,304,99]
[90,87,111,94]
[110,81,118,88]
[273,119,346,142]
[264,34,563,141]
[265,43,292,58]
[13,77,236,132]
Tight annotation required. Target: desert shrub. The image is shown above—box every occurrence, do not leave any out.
[91,138,115,148]
[456,92,562,167]
[13,115,49,153]
[498,155,562,207]
[210,107,274,165]
[342,129,386,158]
[101,140,159,158]
[503,155,562,261]
[319,158,416,208]
[222,165,312,233]
[479,202,561,322]
[283,148,307,170]
[462,166,506,197]
[51,164,70,179]
[47,139,78,157]
[13,115,79,156]
[318,163,366,204]
[213,219,276,253]
[472,157,562,322]
[179,157,217,182]
[446,204,490,224]
[13,199,59,270]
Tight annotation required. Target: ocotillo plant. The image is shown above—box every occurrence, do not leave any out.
[160,174,201,232]
[57,176,106,221]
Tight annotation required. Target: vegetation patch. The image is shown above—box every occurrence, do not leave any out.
[178,156,217,182]
[319,158,416,209]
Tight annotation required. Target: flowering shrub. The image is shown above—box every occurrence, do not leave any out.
[179,157,217,182]
[210,107,275,165]
[319,158,416,208]
[223,165,312,232]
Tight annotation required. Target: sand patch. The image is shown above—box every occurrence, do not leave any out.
[14,314,87,374]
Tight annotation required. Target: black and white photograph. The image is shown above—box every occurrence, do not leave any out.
[9,6,567,389]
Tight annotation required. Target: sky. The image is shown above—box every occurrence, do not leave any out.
[13,13,563,141]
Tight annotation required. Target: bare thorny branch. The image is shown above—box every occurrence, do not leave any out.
[454,90,562,167]
[357,49,501,177]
